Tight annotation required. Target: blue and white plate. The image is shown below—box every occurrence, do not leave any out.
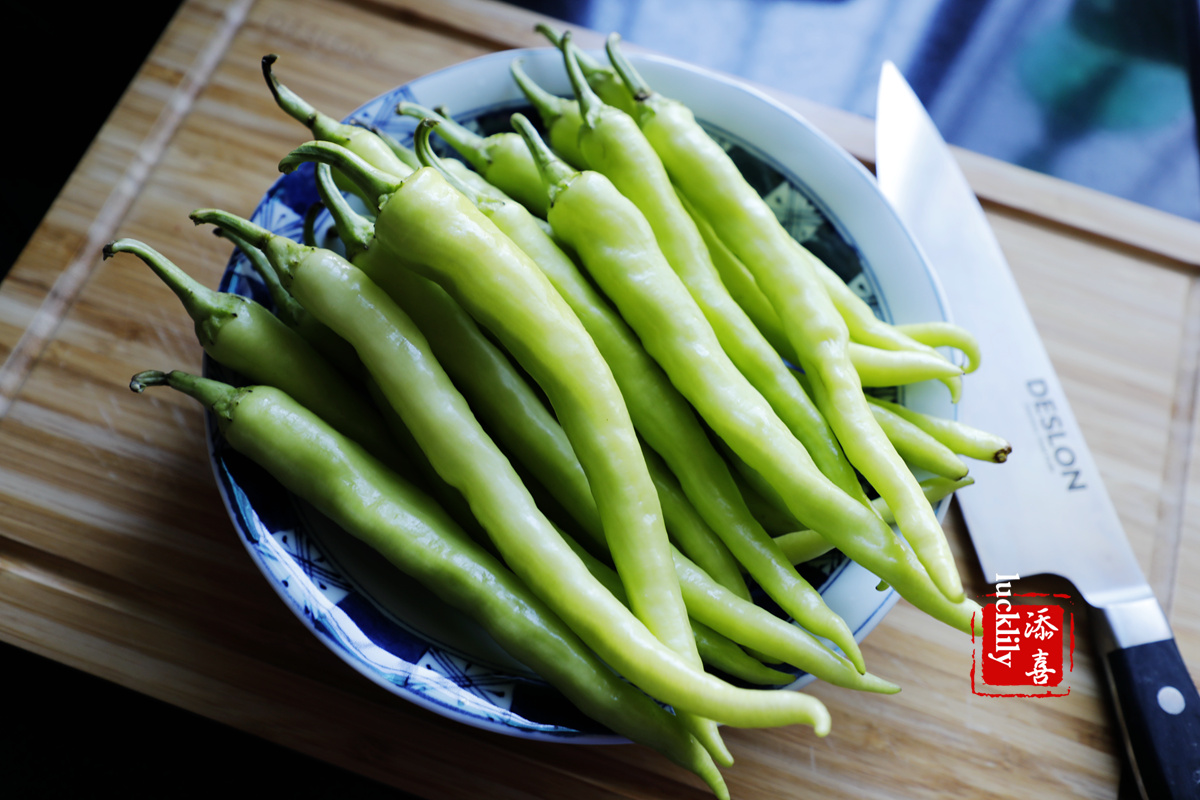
[207,47,955,743]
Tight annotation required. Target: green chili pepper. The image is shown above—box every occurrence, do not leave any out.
[414,115,863,668]
[533,23,637,115]
[191,208,830,751]
[867,401,970,480]
[262,54,411,181]
[405,127,749,599]
[394,102,548,216]
[894,322,982,374]
[551,34,870,509]
[312,160,606,553]
[602,39,966,604]
[102,239,401,471]
[867,396,1011,463]
[849,342,965,388]
[555,524,793,687]
[213,226,360,372]
[773,476,974,568]
[129,369,728,798]
[510,113,980,635]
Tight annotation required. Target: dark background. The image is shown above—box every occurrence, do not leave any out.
[2,4,417,796]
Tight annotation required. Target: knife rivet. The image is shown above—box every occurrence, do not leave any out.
[1157,685,1186,715]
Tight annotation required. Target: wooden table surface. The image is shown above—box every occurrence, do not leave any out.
[4,0,1200,797]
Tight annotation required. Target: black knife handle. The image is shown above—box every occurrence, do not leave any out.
[1106,639,1200,798]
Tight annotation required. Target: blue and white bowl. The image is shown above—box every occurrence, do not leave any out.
[207,47,955,743]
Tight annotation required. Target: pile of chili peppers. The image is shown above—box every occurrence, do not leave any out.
[115,30,1010,797]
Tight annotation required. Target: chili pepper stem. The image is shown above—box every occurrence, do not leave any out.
[535,25,636,113]
[559,32,603,130]
[314,162,374,259]
[212,227,304,327]
[411,119,493,211]
[189,210,308,293]
[103,239,238,347]
[511,113,575,201]
[277,141,401,206]
[510,58,572,129]
[396,101,491,172]
[130,369,239,422]
[606,33,652,102]
[262,54,340,141]
[535,23,607,75]
[365,122,421,171]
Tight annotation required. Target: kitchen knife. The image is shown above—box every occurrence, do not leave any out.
[873,60,1200,799]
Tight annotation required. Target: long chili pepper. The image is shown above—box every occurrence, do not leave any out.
[189,210,825,758]
[394,102,548,216]
[213,226,360,372]
[554,527,793,687]
[416,118,865,668]
[549,34,870,508]
[805,248,963,400]
[868,402,970,480]
[849,342,964,388]
[262,54,411,182]
[102,239,402,471]
[532,23,637,114]
[319,162,872,693]
[603,37,966,604]
[274,147,698,668]
[895,321,982,374]
[277,143,729,762]
[678,185,966,391]
[772,476,974,566]
[312,161,606,554]
[557,519,898,694]
[130,369,728,798]
[509,113,980,635]
[867,396,1012,463]
[405,128,749,599]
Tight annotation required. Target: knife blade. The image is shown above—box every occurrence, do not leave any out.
[873,60,1200,799]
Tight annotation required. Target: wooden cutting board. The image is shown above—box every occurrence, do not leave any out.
[3,0,1200,797]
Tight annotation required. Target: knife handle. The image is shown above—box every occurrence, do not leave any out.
[1105,638,1200,798]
